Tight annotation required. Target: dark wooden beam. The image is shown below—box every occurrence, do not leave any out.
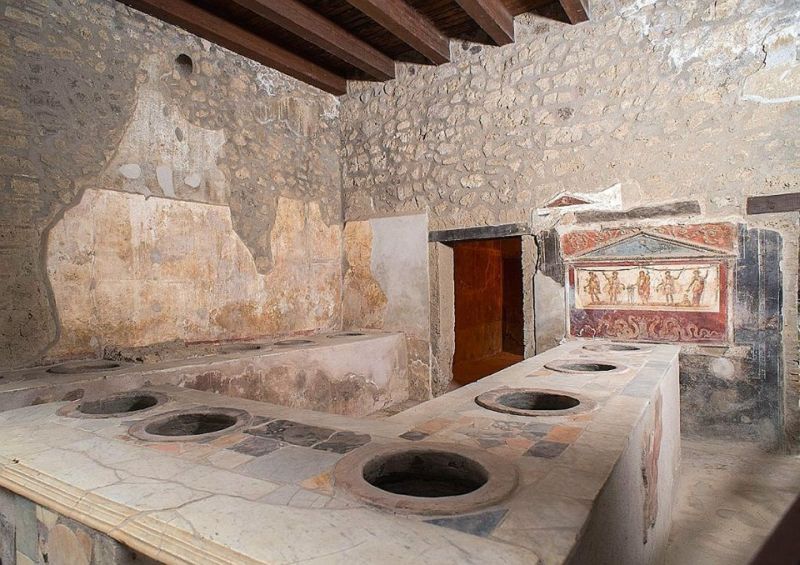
[747,192,800,215]
[455,0,514,45]
[345,0,450,64]
[558,0,589,23]
[123,0,348,95]
[230,0,394,80]
[429,223,530,243]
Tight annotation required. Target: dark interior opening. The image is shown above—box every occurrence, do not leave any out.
[218,343,263,353]
[48,360,121,374]
[275,339,313,346]
[362,450,488,498]
[145,412,237,437]
[79,392,159,415]
[452,236,524,385]
[554,362,619,373]
[497,391,580,411]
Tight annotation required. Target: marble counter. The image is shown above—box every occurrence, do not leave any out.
[0,340,680,565]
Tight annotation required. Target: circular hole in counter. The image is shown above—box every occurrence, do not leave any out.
[274,339,314,346]
[217,343,269,354]
[332,442,518,515]
[47,360,122,374]
[496,391,579,411]
[475,388,597,417]
[147,412,235,436]
[328,332,365,338]
[544,360,624,374]
[128,408,250,442]
[58,390,168,419]
[363,450,488,497]
[81,392,159,415]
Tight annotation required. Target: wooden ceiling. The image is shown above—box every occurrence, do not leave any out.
[120,0,589,95]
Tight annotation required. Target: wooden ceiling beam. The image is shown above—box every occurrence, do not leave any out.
[123,0,348,95]
[558,0,590,23]
[345,0,450,64]
[455,0,514,45]
[230,0,395,80]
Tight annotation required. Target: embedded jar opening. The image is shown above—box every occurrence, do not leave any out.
[561,362,618,372]
[362,450,488,498]
[274,339,313,346]
[328,332,365,338]
[79,392,160,415]
[545,360,623,373]
[475,388,596,417]
[218,343,265,353]
[145,412,238,437]
[496,391,580,411]
[48,360,122,374]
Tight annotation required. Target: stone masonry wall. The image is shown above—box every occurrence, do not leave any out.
[340,0,799,445]
[0,0,343,367]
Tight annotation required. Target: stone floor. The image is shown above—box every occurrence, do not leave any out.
[666,437,800,565]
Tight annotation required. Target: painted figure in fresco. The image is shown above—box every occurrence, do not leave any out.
[625,284,636,304]
[602,271,624,304]
[688,269,709,306]
[656,271,677,305]
[637,270,651,304]
[584,272,601,304]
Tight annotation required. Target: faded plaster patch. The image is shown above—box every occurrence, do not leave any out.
[46,190,341,357]
[743,23,800,103]
[342,221,388,329]
[98,59,227,204]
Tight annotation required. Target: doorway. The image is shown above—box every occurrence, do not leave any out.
[452,237,524,385]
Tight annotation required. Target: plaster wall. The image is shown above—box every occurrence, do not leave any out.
[0,0,343,368]
[342,214,432,399]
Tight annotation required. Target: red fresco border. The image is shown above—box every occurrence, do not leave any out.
[561,223,736,258]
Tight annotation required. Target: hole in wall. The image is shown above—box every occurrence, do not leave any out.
[175,53,193,77]
[362,450,489,498]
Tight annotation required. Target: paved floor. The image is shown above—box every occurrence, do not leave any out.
[666,438,800,565]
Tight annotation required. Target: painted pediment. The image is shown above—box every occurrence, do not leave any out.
[573,232,726,261]
[545,195,591,208]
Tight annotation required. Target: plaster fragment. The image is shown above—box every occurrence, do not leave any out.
[156,164,175,197]
[118,163,141,179]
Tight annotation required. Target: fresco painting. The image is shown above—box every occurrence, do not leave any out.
[563,228,734,344]
[574,263,720,312]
